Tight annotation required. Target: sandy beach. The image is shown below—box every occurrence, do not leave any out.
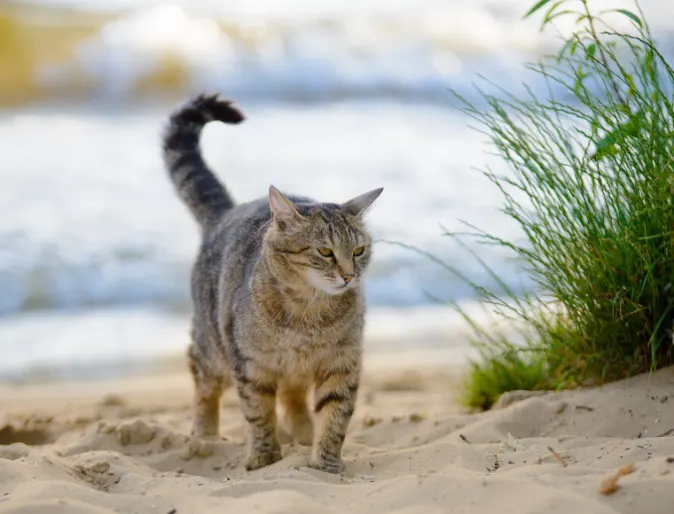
[1,354,672,514]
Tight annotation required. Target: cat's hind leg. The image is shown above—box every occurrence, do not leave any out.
[188,329,230,439]
[277,382,314,446]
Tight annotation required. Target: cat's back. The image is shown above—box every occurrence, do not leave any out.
[197,198,269,279]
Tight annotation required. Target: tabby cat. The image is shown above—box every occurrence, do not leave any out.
[162,94,382,473]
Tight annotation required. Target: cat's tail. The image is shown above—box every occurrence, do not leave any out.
[162,93,245,228]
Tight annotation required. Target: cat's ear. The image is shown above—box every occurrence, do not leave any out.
[341,188,383,216]
[269,185,301,227]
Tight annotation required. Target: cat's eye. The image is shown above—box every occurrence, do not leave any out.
[353,246,365,257]
[317,247,334,257]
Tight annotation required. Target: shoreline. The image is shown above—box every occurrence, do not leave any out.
[0,347,469,398]
[0,304,486,385]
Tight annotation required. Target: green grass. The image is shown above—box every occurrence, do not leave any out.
[460,345,549,411]
[450,0,674,410]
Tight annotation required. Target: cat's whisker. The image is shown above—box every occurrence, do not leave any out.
[300,290,320,322]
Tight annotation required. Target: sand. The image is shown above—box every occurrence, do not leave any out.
[1,355,673,514]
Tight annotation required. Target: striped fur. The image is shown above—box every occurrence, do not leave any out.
[162,93,244,228]
[162,94,382,474]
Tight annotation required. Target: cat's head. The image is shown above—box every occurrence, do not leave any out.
[264,186,383,295]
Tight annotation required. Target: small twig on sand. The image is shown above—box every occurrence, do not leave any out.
[459,434,471,444]
[600,463,635,495]
[547,446,567,467]
[574,405,594,412]
[657,428,674,437]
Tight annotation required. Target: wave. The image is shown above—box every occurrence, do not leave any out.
[0,237,191,315]
[0,233,529,316]
[7,0,661,105]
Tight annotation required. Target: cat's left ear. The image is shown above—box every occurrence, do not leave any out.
[269,185,302,228]
[341,188,383,216]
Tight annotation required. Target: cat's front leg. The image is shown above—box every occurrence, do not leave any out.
[235,374,282,471]
[310,370,359,473]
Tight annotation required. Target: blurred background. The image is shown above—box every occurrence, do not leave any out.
[1,0,673,383]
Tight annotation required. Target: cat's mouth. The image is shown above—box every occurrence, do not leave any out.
[305,268,357,294]
[328,280,356,294]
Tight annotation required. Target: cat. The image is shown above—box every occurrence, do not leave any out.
[162,93,383,474]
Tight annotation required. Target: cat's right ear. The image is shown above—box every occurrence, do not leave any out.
[269,185,301,228]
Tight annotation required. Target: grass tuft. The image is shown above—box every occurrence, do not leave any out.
[460,346,549,411]
[450,0,674,410]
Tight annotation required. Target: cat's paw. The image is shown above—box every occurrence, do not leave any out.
[190,420,220,440]
[288,418,313,446]
[245,450,282,471]
[278,407,314,447]
[309,456,344,474]
[294,429,314,447]
[190,430,220,441]
[276,426,293,445]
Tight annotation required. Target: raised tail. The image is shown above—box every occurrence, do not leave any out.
[162,93,245,228]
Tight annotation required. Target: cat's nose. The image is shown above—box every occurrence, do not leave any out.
[342,273,355,284]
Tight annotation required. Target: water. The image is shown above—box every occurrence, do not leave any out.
[2,99,526,380]
[1,100,528,312]
[13,0,674,104]
[2,0,674,381]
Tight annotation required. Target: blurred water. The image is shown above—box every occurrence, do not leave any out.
[1,100,530,380]
[9,0,673,104]
[1,101,527,315]
[2,0,674,380]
